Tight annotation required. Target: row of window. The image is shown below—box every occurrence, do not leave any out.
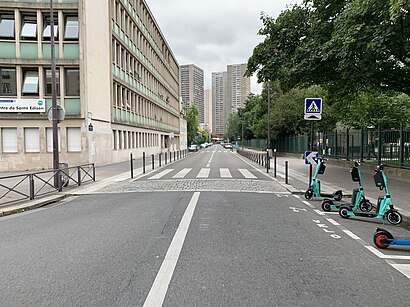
[113,81,178,127]
[0,67,79,97]
[0,12,78,41]
[112,129,159,150]
[1,127,81,153]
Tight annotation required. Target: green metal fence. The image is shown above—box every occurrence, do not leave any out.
[239,125,410,169]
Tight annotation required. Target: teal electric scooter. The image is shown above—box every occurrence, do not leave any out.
[339,165,402,225]
[304,158,343,201]
[321,161,373,212]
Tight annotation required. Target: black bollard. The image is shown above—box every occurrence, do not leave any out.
[285,161,289,184]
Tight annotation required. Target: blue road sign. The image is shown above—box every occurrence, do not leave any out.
[305,151,319,165]
[305,98,322,115]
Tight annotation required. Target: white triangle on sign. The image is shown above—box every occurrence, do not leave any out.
[307,101,319,113]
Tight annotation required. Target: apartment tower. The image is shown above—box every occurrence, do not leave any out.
[180,64,204,124]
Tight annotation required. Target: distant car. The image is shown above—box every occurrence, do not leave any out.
[224,143,233,150]
[188,144,199,152]
[200,143,207,148]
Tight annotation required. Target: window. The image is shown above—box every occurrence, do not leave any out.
[64,16,78,40]
[2,128,17,153]
[67,127,81,152]
[65,69,80,96]
[46,127,61,152]
[0,14,15,39]
[22,69,39,95]
[43,15,58,40]
[45,68,60,96]
[0,68,17,96]
[21,15,37,39]
[24,128,40,152]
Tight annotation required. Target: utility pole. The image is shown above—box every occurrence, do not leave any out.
[50,0,60,187]
[267,81,271,151]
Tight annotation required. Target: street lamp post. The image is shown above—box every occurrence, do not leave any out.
[50,0,60,188]
[267,81,271,151]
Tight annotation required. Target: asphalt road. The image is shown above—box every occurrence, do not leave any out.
[0,145,409,306]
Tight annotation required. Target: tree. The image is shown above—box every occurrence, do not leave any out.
[186,104,199,143]
[225,112,241,142]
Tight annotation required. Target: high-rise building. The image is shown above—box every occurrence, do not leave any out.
[180,64,204,124]
[203,89,212,133]
[212,72,226,137]
[0,0,182,171]
[227,63,250,114]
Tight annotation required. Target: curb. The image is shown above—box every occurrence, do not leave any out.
[0,195,66,217]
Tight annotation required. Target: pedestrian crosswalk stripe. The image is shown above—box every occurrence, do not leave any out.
[220,168,232,178]
[149,169,173,179]
[173,168,192,178]
[197,168,210,178]
[238,169,257,179]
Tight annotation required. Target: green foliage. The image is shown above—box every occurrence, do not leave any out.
[186,104,199,143]
[225,112,241,142]
[198,129,209,143]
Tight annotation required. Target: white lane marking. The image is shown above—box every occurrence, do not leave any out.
[143,192,200,307]
[206,164,210,167]
[220,168,232,178]
[365,246,410,260]
[389,264,410,279]
[293,195,301,199]
[343,230,361,240]
[238,169,257,179]
[313,209,325,216]
[172,168,192,179]
[302,201,315,208]
[196,168,210,178]
[148,169,173,180]
[326,218,340,226]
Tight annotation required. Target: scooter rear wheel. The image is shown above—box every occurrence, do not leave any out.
[373,231,392,249]
[304,189,313,200]
[386,211,402,225]
[321,200,333,212]
[359,200,373,212]
[334,191,343,201]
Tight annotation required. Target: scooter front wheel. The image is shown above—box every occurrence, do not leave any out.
[386,211,402,225]
[359,200,373,212]
[339,206,350,219]
[321,200,333,212]
[304,189,313,200]
[373,231,393,249]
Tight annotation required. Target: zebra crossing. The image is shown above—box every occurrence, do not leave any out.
[147,167,260,180]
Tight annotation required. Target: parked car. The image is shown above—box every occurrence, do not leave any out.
[224,143,233,150]
[188,144,199,152]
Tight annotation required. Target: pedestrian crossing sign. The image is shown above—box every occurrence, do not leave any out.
[305,98,322,115]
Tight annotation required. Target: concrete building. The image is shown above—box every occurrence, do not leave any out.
[211,71,226,138]
[203,88,212,133]
[227,63,250,113]
[0,0,182,172]
[179,64,204,124]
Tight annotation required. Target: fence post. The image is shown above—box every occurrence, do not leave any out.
[143,152,146,174]
[399,123,404,168]
[78,166,81,186]
[130,153,134,178]
[334,130,338,158]
[360,128,364,162]
[29,174,35,200]
[346,128,350,161]
[377,125,382,164]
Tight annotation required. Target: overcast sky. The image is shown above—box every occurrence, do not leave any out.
[148,0,300,94]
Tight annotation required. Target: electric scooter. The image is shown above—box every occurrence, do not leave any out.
[304,158,343,201]
[373,228,410,249]
[321,161,373,212]
[339,165,402,225]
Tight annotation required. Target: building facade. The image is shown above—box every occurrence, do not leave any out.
[211,71,226,137]
[179,64,204,124]
[227,63,250,113]
[0,0,182,172]
[203,88,212,133]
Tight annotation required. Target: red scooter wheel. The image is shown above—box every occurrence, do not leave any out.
[373,231,392,249]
